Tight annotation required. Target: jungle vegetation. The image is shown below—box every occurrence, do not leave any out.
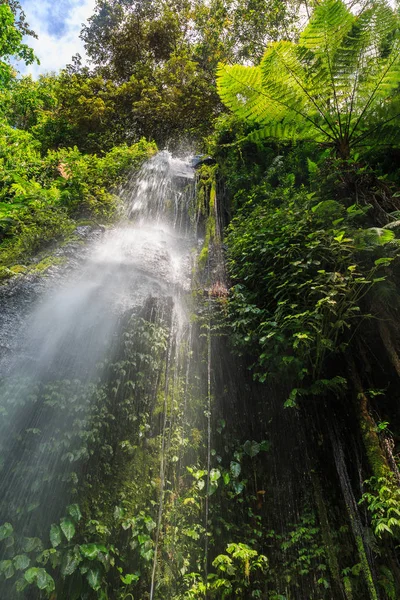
[1,0,400,598]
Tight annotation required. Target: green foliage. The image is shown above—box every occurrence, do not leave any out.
[0,74,58,131]
[0,310,173,598]
[193,0,299,65]
[217,0,400,158]
[226,180,397,396]
[0,3,37,88]
[360,474,400,539]
[279,512,328,587]
[184,543,268,598]
[0,128,156,269]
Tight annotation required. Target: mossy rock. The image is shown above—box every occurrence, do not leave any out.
[9,264,28,274]
[33,256,67,273]
[0,266,13,280]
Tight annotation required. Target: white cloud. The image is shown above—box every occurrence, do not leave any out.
[17,0,97,78]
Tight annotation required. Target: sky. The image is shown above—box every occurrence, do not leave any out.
[17,0,97,78]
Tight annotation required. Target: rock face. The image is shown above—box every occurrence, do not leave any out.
[0,226,104,372]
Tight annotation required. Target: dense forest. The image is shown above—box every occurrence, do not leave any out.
[2,0,400,598]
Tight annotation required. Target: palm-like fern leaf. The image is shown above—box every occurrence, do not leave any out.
[216,0,400,158]
[216,64,287,124]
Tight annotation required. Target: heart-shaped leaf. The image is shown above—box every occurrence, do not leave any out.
[50,524,62,548]
[0,523,13,541]
[60,518,75,542]
[87,567,102,591]
[13,554,30,570]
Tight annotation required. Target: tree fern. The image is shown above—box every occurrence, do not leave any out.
[216,0,400,158]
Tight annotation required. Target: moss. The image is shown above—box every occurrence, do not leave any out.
[198,245,209,270]
[344,576,354,599]
[0,266,12,280]
[351,362,389,480]
[0,255,68,283]
[311,471,344,595]
[355,535,378,600]
[9,264,28,274]
[32,256,67,273]
[358,390,389,480]
[196,165,218,271]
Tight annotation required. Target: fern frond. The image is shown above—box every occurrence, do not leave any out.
[246,124,298,144]
[216,0,400,158]
[300,0,354,55]
[216,63,286,124]
[261,42,338,138]
[245,120,322,144]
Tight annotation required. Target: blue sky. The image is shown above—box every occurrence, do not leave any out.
[18,0,97,77]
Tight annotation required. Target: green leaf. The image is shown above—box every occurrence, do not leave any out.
[50,524,62,548]
[141,549,154,561]
[243,440,260,457]
[210,468,221,483]
[0,560,12,573]
[217,0,400,157]
[0,523,13,541]
[120,573,140,585]
[114,506,125,520]
[15,577,29,592]
[307,158,319,175]
[144,517,156,532]
[258,440,270,452]
[0,560,15,579]
[23,538,42,553]
[67,504,82,522]
[36,569,55,592]
[183,528,200,540]
[232,481,245,495]
[61,549,81,577]
[87,567,102,591]
[208,482,218,496]
[80,544,100,560]
[230,461,241,478]
[13,555,30,570]
[60,518,76,542]
[24,567,39,584]
[374,257,393,266]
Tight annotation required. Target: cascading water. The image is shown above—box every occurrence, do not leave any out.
[0,150,360,600]
[0,151,204,599]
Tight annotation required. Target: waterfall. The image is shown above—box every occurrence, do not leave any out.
[0,152,202,598]
[0,151,373,600]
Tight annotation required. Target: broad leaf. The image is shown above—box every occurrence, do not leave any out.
[50,524,62,548]
[0,560,14,579]
[0,523,13,541]
[67,504,82,522]
[87,567,102,591]
[210,468,221,482]
[60,518,75,542]
[23,538,42,553]
[61,549,81,577]
[80,544,100,560]
[243,440,260,457]
[24,567,39,584]
[36,569,55,592]
[13,554,30,570]
[120,572,139,585]
[230,461,241,478]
